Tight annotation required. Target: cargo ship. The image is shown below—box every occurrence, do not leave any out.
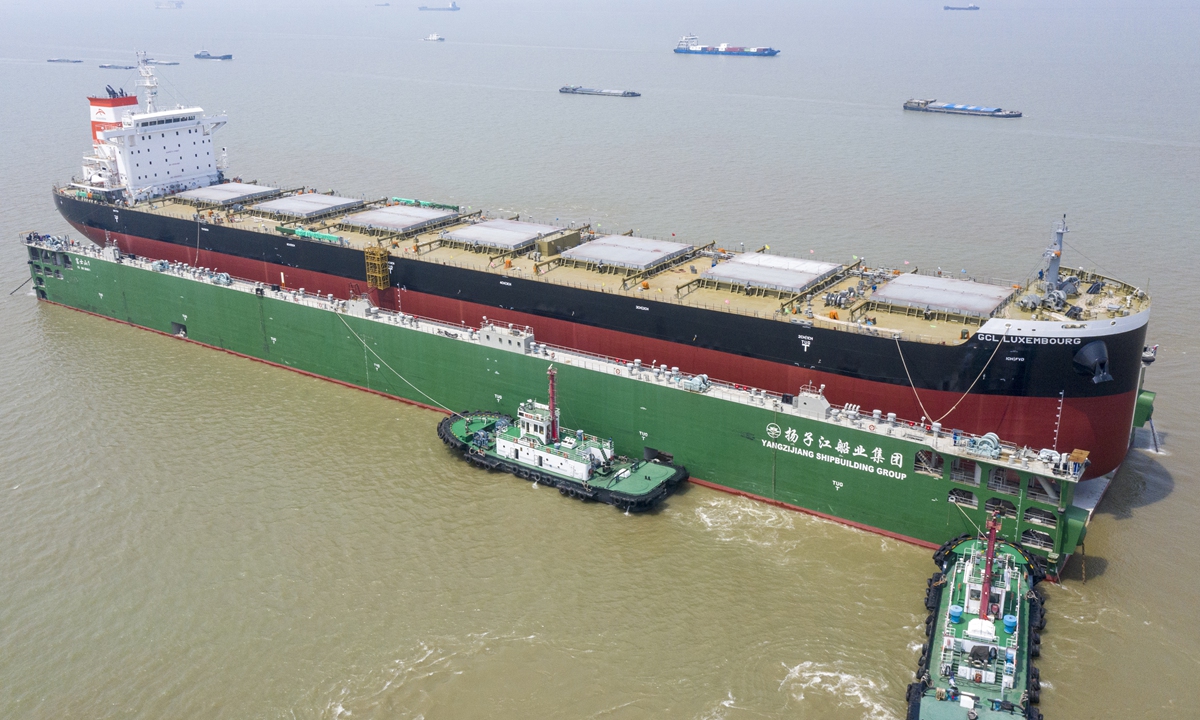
[418,1,459,10]
[907,522,1047,720]
[194,50,233,61]
[904,99,1021,118]
[944,4,980,10]
[25,232,1105,572]
[674,35,779,56]
[559,86,640,97]
[52,60,1153,487]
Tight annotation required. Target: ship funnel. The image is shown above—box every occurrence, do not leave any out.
[88,93,138,143]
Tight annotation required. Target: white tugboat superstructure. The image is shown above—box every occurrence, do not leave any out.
[77,52,227,203]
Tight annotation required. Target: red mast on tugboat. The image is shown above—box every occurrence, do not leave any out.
[979,511,1001,620]
[547,365,559,442]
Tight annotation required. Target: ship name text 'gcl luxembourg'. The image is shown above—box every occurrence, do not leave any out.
[977,334,1082,345]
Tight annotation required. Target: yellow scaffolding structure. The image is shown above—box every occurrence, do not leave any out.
[364,245,390,290]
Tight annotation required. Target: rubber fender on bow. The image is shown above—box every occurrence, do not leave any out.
[932,534,972,566]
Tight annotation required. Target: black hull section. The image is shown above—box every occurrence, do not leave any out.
[56,194,1147,401]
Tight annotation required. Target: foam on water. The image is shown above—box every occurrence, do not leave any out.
[779,661,899,720]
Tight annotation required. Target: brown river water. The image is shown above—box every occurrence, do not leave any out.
[1,0,1196,717]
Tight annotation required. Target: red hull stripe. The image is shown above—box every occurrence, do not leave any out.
[72,226,1134,477]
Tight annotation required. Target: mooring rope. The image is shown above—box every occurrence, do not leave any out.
[895,330,1008,425]
[953,500,985,538]
[337,312,454,412]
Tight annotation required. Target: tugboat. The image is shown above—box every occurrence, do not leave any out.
[907,515,1047,720]
[438,367,688,512]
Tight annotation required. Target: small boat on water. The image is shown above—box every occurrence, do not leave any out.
[47,58,82,64]
[559,86,640,98]
[674,34,779,56]
[423,34,445,42]
[438,365,688,512]
[907,516,1048,720]
[904,98,1021,118]
[194,50,233,60]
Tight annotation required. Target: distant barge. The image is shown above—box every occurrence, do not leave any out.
[559,86,640,98]
[905,98,1021,118]
[944,4,980,9]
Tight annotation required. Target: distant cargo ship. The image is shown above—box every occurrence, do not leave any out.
[99,64,136,70]
[48,58,83,63]
[144,59,179,66]
[904,98,1021,118]
[419,1,459,9]
[674,34,779,56]
[194,50,233,60]
[944,4,980,9]
[559,86,640,98]
[423,34,445,42]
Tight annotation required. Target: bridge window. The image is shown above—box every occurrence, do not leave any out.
[915,450,944,477]
[948,488,977,508]
[984,497,1017,518]
[1020,529,1054,550]
[950,458,979,486]
[1024,507,1058,528]
[987,468,1022,496]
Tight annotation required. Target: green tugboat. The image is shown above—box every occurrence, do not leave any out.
[908,515,1048,720]
[438,366,688,511]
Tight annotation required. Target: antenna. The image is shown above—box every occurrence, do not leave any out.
[136,51,159,113]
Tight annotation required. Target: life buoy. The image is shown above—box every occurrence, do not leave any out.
[869,424,876,431]
[615,368,621,375]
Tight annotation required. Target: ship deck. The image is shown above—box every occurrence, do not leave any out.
[94,189,1153,346]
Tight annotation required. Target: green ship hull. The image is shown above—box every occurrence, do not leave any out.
[25,237,1094,571]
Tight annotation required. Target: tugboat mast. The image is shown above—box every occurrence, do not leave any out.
[979,511,1001,621]
[547,366,559,442]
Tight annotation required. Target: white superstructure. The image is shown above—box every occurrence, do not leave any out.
[79,53,227,202]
